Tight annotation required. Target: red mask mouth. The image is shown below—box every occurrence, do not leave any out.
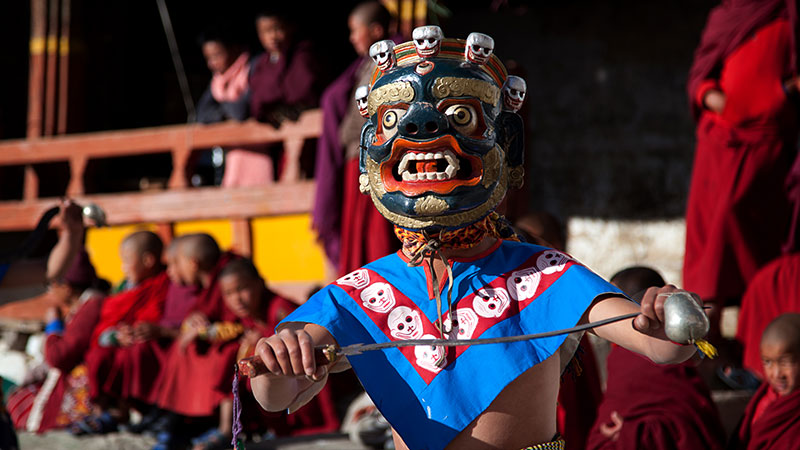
[380,135,483,196]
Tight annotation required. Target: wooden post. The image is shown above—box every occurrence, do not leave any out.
[279,137,304,183]
[400,0,413,39]
[168,137,190,189]
[414,0,427,28]
[230,218,253,257]
[57,0,70,135]
[27,0,46,140]
[66,154,86,196]
[44,0,60,137]
[155,223,174,250]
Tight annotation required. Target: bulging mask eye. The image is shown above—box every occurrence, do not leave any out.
[444,104,477,134]
[380,108,406,140]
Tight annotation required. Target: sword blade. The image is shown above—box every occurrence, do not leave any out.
[335,311,642,356]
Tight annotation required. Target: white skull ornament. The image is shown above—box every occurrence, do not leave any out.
[388,306,424,340]
[502,76,527,113]
[336,269,370,289]
[536,250,572,275]
[506,267,542,301]
[443,308,479,340]
[465,32,494,65]
[414,334,446,373]
[412,25,443,58]
[360,282,396,313]
[355,85,370,118]
[472,287,511,318]
[369,40,396,72]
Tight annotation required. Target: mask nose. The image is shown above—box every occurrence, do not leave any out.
[399,103,448,139]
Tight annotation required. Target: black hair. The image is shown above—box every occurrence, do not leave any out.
[219,257,262,281]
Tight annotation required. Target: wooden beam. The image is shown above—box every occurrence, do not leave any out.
[27,0,47,139]
[230,218,253,257]
[0,182,316,231]
[0,111,322,165]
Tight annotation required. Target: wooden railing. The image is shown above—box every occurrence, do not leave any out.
[0,110,322,241]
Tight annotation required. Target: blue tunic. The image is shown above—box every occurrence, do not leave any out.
[280,240,622,450]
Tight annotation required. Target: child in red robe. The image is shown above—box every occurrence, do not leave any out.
[81,231,168,432]
[730,313,800,449]
[587,267,725,450]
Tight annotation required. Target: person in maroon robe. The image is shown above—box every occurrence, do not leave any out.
[684,0,800,328]
[81,231,168,432]
[730,313,800,449]
[587,266,726,450]
[311,1,399,276]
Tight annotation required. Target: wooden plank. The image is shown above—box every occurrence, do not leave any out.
[0,110,322,165]
[0,182,316,231]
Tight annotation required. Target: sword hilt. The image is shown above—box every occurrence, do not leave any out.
[237,345,339,378]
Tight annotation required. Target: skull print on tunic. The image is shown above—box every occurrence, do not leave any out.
[414,334,447,373]
[360,282,396,313]
[337,269,370,289]
[443,308,479,339]
[537,250,572,275]
[412,25,444,58]
[369,40,396,72]
[465,32,494,65]
[502,76,527,113]
[388,306,424,340]
[355,85,370,118]
[472,287,511,318]
[506,267,541,301]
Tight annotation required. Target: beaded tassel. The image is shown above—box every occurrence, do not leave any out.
[232,364,244,450]
[695,339,718,359]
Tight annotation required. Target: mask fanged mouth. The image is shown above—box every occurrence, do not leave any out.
[380,135,483,196]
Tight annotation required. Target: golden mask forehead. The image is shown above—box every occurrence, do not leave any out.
[432,77,500,106]
[367,81,415,116]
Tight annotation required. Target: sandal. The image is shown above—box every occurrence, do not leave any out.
[68,411,118,435]
[190,427,231,450]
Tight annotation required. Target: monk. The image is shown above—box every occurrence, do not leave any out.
[736,253,800,380]
[81,231,169,432]
[684,0,800,329]
[730,313,800,449]
[586,266,725,450]
[311,1,398,275]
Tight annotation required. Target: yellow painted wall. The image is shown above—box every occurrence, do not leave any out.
[84,214,327,286]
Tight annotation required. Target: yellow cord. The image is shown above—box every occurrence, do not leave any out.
[695,339,718,359]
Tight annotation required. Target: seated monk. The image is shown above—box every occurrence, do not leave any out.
[736,253,800,380]
[6,250,105,433]
[586,266,725,450]
[81,231,169,433]
[729,313,800,449]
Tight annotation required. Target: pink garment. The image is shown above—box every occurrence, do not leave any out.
[210,52,250,103]
[221,148,274,187]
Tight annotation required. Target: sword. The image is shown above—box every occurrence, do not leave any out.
[238,311,643,377]
[238,294,711,378]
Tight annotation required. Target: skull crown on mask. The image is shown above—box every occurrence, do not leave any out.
[357,28,528,233]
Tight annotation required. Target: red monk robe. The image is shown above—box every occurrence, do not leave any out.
[557,336,603,450]
[84,272,170,400]
[736,253,800,379]
[684,1,799,304]
[586,346,725,450]
[8,295,105,432]
[730,383,800,449]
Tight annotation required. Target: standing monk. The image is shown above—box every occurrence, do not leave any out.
[684,0,800,322]
[312,1,398,275]
[248,29,706,450]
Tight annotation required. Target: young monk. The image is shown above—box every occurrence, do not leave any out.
[729,313,800,449]
[586,266,725,450]
[81,230,169,433]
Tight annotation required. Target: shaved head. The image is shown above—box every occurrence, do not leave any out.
[178,233,220,270]
[610,266,666,298]
[220,258,262,282]
[762,313,800,352]
[121,230,163,258]
[350,1,391,29]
